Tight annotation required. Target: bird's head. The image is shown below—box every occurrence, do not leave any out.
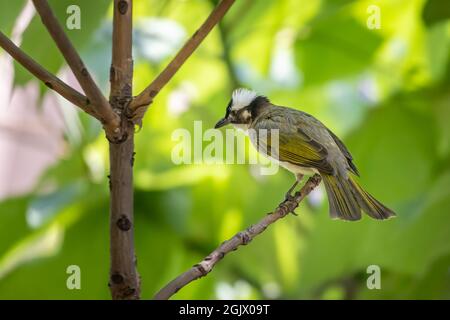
[215,88,269,130]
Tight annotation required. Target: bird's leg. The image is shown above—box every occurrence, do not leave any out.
[284,174,304,201]
[278,174,304,216]
[284,180,299,202]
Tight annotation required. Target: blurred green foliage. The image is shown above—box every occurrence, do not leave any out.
[0,0,449,299]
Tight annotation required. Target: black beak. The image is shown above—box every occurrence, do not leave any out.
[214,117,230,129]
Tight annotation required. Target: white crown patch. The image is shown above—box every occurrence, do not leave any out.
[231,88,258,110]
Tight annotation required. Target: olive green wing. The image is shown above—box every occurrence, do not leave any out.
[326,128,359,176]
[252,112,335,175]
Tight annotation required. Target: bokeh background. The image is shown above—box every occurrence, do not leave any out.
[0,0,449,299]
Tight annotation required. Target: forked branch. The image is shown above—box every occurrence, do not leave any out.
[32,0,121,140]
[154,174,322,300]
[128,0,236,123]
[108,0,140,300]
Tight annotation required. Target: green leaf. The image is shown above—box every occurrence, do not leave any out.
[295,14,383,85]
[14,0,110,84]
[425,22,450,83]
[0,197,30,256]
[0,186,108,299]
[346,104,437,205]
[27,182,88,228]
[422,0,450,26]
[295,103,442,297]
[0,0,26,36]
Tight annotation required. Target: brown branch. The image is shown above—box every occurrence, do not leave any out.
[0,31,97,117]
[153,174,322,300]
[31,0,121,141]
[128,0,236,124]
[108,0,140,300]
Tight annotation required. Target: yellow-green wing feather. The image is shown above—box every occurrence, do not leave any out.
[251,109,335,175]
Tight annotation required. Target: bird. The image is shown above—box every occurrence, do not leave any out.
[214,88,395,221]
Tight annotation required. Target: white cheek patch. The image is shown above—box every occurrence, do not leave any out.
[241,109,251,121]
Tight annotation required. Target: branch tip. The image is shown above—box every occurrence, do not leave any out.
[127,0,236,125]
[153,174,322,300]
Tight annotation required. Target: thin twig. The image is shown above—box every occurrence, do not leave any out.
[128,0,236,123]
[0,31,97,117]
[153,174,322,300]
[31,0,121,140]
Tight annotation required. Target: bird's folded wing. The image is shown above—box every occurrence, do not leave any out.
[252,114,335,175]
[326,128,359,176]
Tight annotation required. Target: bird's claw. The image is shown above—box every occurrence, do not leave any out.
[278,197,298,216]
[284,192,295,202]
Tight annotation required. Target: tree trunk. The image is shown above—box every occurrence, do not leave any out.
[0,0,236,300]
[108,0,140,300]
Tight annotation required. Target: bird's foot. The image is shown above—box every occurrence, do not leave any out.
[278,195,298,216]
[284,192,295,202]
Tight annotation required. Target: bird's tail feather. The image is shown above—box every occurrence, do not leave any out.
[321,174,395,221]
